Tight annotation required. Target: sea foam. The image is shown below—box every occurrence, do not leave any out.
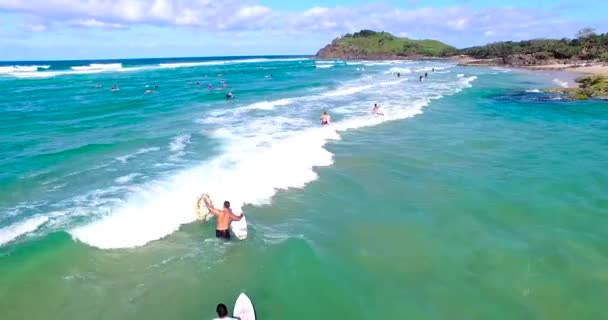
[68,68,477,250]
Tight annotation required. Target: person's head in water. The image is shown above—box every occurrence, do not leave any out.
[216,303,228,318]
[223,201,230,209]
[323,111,327,115]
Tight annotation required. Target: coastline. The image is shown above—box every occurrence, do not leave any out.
[451,55,608,76]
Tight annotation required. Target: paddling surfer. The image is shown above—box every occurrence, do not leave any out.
[204,199,243,240]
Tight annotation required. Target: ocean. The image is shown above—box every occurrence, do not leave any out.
[1,57,607,319]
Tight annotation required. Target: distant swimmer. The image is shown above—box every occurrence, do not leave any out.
[111,84,119,91]
[265,74,273,78]
[424,72,428,78]
[154,85,159,89]
[204,199,244,240]
[432,68,435,72]
[144,89,152,94]
[397,72,401,77]
[208,83,213,89]
[226,92,233,100]
[196,82,200,86]
[320,111,331,126]
[372,103,384,116]
[419,76,423,82]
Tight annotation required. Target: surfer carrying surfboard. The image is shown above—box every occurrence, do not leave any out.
[204,199,244,240]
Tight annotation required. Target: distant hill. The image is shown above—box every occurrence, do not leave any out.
[316,30,457,59]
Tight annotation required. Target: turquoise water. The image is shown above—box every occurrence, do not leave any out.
[1,58,607,319]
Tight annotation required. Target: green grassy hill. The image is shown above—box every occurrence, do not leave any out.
[316,30,457,59]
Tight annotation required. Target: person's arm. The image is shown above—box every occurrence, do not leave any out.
[229,211,244,221]
[204,200,222,216]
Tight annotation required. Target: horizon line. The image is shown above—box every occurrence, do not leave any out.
[0,54,314,64]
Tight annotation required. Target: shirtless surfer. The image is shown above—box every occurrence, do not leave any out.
[204,199,243,240]
[320,111,331,126]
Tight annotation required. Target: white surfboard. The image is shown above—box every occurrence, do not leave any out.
[233,293,255,320]
[230,212,248,240]
[195,194,214,221]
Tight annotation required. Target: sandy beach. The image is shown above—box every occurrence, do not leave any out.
[453,56,608,76]
[527,63,608,76]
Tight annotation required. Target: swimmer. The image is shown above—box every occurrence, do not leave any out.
[372,103,383,116]
[226,92,233,100]
[432,68,435,72]
[144,89,152,94]
[208,83,213,90]
[320,111,331,126]
[424,72,428,78]
[419,76,423,82]
[111,84,119,91]
[397,72,401,78]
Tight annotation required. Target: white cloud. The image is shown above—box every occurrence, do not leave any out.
[25,23,46,32]
[0,1,584,47]
[0,0,274,30]
[70,19,125,29]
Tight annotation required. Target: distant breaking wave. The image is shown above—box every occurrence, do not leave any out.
[0,58,310,78]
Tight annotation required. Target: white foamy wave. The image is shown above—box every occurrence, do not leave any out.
[491,67,512,73]
[115,173,142,184]
[552,78,570,88]
[71,63,123,71]
[457,74,465,78]
[168,134,191,161]
[116,147,161,164]
[363,61,392,66]
[322,84,373,97]
[170,134,191,153]
[384,67,412,74]
[0,216,49,246]
[160,61,225,68]
[526,89,542,93]
[244,99,293,110]
[68,67,477,250]
[69,127,339,249]
[159,58,307,69]
[0,65,50,74]
[316,64,334,69]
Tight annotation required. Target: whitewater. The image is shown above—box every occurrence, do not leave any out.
[0,57,475,249]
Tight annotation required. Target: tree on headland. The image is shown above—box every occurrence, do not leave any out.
[576,28,596,39]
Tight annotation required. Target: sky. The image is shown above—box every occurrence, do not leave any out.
[0,0,606,60]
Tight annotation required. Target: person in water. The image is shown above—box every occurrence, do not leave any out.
[419,75,423,82]
[372,103,383,115]
[204,200,244,240]
[397,72,401,78]
[215,303,236,320]
[320,111,331,126]
[226,92,233,100]
[424,72,428,78]
[432,68,435,72]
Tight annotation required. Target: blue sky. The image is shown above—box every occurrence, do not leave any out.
[0,0,605,60]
